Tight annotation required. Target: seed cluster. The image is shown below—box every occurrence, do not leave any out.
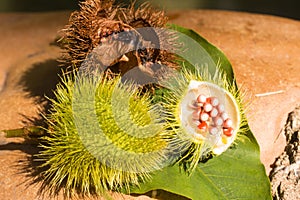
[190,94,234,140]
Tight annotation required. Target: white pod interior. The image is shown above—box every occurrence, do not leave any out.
[179,80,241,155]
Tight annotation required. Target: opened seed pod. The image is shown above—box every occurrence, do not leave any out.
[160,67,246,173]
[60,0,177,75]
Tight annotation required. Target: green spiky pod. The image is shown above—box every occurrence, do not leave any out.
[38,71,178,197]
[60,0,177,75]
[159,66,247,174]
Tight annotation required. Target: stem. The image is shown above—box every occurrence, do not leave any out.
[3,126,45,138]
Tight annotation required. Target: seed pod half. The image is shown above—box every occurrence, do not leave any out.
[160,67,246,173]
[60,0,177,76]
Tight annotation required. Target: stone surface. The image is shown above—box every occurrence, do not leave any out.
[269,106,300,200]
[0,9,299,199]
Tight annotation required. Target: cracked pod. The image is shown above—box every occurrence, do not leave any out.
[160,67,246,173]
[60,0,177,76]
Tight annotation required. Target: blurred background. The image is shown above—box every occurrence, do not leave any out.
[0,0,299,20]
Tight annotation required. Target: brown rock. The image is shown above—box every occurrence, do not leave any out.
[269,106,300,200]
[0,9,299,199]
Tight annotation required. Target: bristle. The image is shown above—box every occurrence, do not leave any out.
[159,66,247,174]
[38,71,178,196]
[60,0,178,78]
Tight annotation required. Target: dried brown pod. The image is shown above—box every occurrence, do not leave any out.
[60,0,178,77]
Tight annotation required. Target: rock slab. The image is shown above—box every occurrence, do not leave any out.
[0,10,300,200]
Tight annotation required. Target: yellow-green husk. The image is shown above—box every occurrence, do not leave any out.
[38,72,173,196]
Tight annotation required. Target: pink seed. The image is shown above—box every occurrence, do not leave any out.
[197,94,207,103]
[214,117,224,126]
[198,121,208,131]
[221,112,229,121]
[217,104,225,113]
[223,118,233,128]
[209,126,219,135]
[203,103,213,112]
[210,108,219,118]
[223,127,234,137]
[200,112,209,121]
[208,97,219,107]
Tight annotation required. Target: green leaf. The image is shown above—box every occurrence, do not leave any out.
[131,129,271,200]
[129,25,271,199]
[168,23,234,83]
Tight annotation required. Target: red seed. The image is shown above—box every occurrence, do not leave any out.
[210,108,219,118]
[208,97,219,107]
[223,118,233,128]
[197,94,207,103]
[200,112,209,121]
[223,127,234,137]
[197,121,208,130]
[203,103,213,112]
[214,117,224,126]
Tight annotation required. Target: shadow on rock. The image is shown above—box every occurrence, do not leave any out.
[9,59,68,197]
[18,59,66,126]
[19,59,64,103]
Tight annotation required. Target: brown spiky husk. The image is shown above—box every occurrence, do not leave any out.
[60,0,178,77]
